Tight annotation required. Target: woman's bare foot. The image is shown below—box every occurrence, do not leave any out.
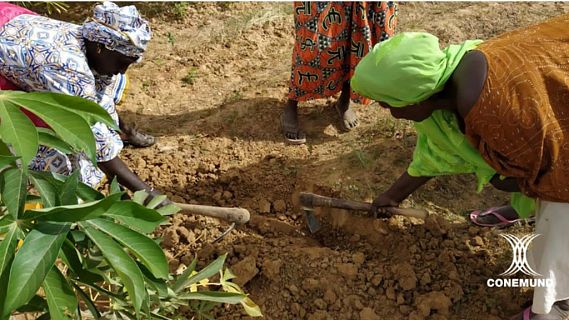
[336,81,359,131]
[281,100,306,144]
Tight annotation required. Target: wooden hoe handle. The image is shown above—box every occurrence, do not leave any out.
[174,203,251,225]
[299,192,428,220]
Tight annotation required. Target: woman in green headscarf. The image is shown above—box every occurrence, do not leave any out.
[351,14,569,320]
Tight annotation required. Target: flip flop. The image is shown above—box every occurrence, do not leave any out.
[469,207,521,228]
[280,113,306,145]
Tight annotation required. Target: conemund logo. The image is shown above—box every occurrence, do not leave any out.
[486,234,552,288]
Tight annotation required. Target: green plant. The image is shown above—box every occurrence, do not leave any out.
[181,68,199,85]
[167,32,176,46]
[15,2,69,15]
[172,2,190,20]
[0,91,261,319]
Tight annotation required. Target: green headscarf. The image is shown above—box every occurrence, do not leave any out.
[351,32,482,107]
[350,32,536,218]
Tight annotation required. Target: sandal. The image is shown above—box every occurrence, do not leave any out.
[280,113,306,145]
[122,130,156,148]
[469,207,522,228]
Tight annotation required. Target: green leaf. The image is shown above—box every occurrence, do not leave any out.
[0,155,18,173]
[72,282,100,320]
[241,297,263,317]
[43,266,78,319]
[174,254,226,293]
[110,177,121,195]
[8,91,116,129]
[59,170,79,205]
[82,226,147,314]
[21,193,122,222]
[179,291,246,304]
[156,204,181,216]
[37,128,74,155]
[173,257,197,293]
[86,218,168,279]
[60,240,104,284]
[0,224,18,277]
[146,195,167,209]
[2,168,27,219]
[104,201,165,234]
[8,93,97,163]
[4,222,69,313]
[30,173,59,207]
[0,97,38,167]
[132,190,148,204]
[138,263,168,298]
[15,295,48,313]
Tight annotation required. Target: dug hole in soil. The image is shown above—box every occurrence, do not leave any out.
[65,2,569,319]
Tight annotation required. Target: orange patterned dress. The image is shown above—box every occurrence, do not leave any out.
[288,2,398,104]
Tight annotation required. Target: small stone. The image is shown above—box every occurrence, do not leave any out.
[162,229,179,248]
[324,289,337,304]
[337,263,358,280]
[273,199,287,213]
[222,191,233,199]
[420,272,432,286]
[396,293,405,305]
[231,256,259,287]
[371,274,383,286]
[288,284,300,296]
[302,278,319,291]
[262,259,282,282]
[386,287,396,300]
[258,199,271,213]
[471,236,484,247]
[314,298,327,310]
[359,307,379,320]
[353,252,366,265]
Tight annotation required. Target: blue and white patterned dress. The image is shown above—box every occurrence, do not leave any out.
[0,14,127,188]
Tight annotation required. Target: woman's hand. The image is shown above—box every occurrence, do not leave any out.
[370,193,400,218]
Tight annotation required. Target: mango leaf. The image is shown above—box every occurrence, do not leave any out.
[132,190,148,204]
[179,291,246,304]
[0,95,38,167]
[72,282,100,320]
[4,222,69,312]
[29,173,59,208]
[0,155,18,173]
[43,266,78,320]
[59,170,79,205]
[7,91,116,129]
[174,254,226,293]
[37,128,74,155]
[157,203,181,216]
[3,92,96,163]
[0,224,18,277]
[138,263,168,298]
[86,218,168,279]
[104,201,165,233]
[2,168,27,219]
[83,226,147,314]
[59,239,104,284]
[15,295,48,313]
[21,193,122,222]
[110,176,121,195]
[37,171,104,202]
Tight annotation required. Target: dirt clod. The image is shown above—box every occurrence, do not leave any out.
[230,255,259,287]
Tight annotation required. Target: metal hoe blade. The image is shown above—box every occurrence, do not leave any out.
[303,208,322,233]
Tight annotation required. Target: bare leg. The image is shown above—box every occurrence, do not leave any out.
[281,99,306,144]
[335,81,359,131]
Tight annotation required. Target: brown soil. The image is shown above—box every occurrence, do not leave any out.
[74,2,569,319]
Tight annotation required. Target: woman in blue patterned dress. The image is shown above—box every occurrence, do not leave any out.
[0,2,168,203]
